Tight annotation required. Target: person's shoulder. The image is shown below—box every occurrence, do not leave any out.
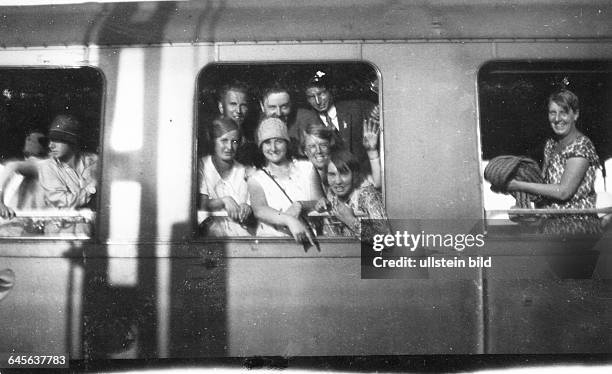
[200,154,212,166]
[37,157,59,175]
[232,161,250,176]
[80,152,99,164]
[249,168,267,182]
[357,183,384,208]
[38,157,57,168]
[564,134,599,163]
[575,134,596,148]
[296,107,318,117]
[293,159,315,172]
[360,183,380,196]
[294,108,319,125]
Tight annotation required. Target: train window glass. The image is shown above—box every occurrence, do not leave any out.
[0,67,103,239]
[478,61,612,231]
[196,62,382,239]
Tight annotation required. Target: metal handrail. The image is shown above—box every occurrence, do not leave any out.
[4,209,95,220]
[488,207,612,215]
[197,210,365,218]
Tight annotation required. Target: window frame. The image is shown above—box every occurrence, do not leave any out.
[0,65,106,242]
[193,61,383,243]
[477,59,612,234]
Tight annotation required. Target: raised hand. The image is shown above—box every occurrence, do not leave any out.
[362,117,380,152]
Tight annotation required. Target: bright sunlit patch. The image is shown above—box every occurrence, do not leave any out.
[108,248,138,287]
[481,160,515,220]
[110,48,144,152]
[108,180,140,287]
[110,180,141,241]
[156,46,194,240]
[606,157,612,192]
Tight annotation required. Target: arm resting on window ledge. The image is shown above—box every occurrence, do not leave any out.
[507,157,589,202]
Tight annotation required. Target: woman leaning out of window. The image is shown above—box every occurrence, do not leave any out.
[247,117,323,244]
[506,89,602,236]
[198,117,254,236]
[316,148,388,237]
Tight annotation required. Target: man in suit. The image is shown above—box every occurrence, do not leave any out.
[297,71,378,173]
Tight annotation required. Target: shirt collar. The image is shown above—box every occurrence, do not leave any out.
[326,105,337,118]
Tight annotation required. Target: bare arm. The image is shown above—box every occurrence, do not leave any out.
[199,194,228,211]
[247,177,314,245]
[0,160,40,218]
[507,157,589,201]
[199,194,250,222]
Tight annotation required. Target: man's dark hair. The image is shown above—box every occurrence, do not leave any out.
[217,81,250,102]
[259,83,291,103]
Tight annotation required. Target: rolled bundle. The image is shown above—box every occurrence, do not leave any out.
[484,156,543,208]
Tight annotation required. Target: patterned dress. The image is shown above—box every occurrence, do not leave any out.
[540,135,601,236]
[326,181,389,237]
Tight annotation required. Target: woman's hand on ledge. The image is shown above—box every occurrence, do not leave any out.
[222,196,241,221]
[238,203,252,223]
[285,215,315,246]
[284,201,303,218]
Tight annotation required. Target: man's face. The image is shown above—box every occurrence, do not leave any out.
[261,92,291,123]
[305,86,332,113]
[218,90,249,127]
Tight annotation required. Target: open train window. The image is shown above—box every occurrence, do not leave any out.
[0,67,103,239]
[478,61,612,232]
[196,62,382,240]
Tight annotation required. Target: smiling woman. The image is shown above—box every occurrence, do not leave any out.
[322,148,388,237]
[506,89,602,235]
[479,61,612,234]
[198,117,252,237]
[247,118,323,243]
[196,62,383,239]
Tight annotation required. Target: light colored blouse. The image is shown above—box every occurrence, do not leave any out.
[38,152,98,209]
[198,155,251,236]
[250,159,319,236]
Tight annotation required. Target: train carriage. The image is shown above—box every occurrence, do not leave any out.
[0,0,612,363]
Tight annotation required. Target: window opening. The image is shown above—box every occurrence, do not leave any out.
[0,68,103,238]
[196,62,385,240]
[478,61,612,233]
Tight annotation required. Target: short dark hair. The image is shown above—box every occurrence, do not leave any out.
[217,81,250,102]
[329,148,361,176]
[260,83,290,104]
[548,89,579,113]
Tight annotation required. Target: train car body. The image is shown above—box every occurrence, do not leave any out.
[1,0,612,361]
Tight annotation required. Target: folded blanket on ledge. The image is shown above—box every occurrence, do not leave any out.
[484,155,543,208]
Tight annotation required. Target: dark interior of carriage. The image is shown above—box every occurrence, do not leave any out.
[197,62,379,157]
[479,60,612,164]
[0,68,103,162]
